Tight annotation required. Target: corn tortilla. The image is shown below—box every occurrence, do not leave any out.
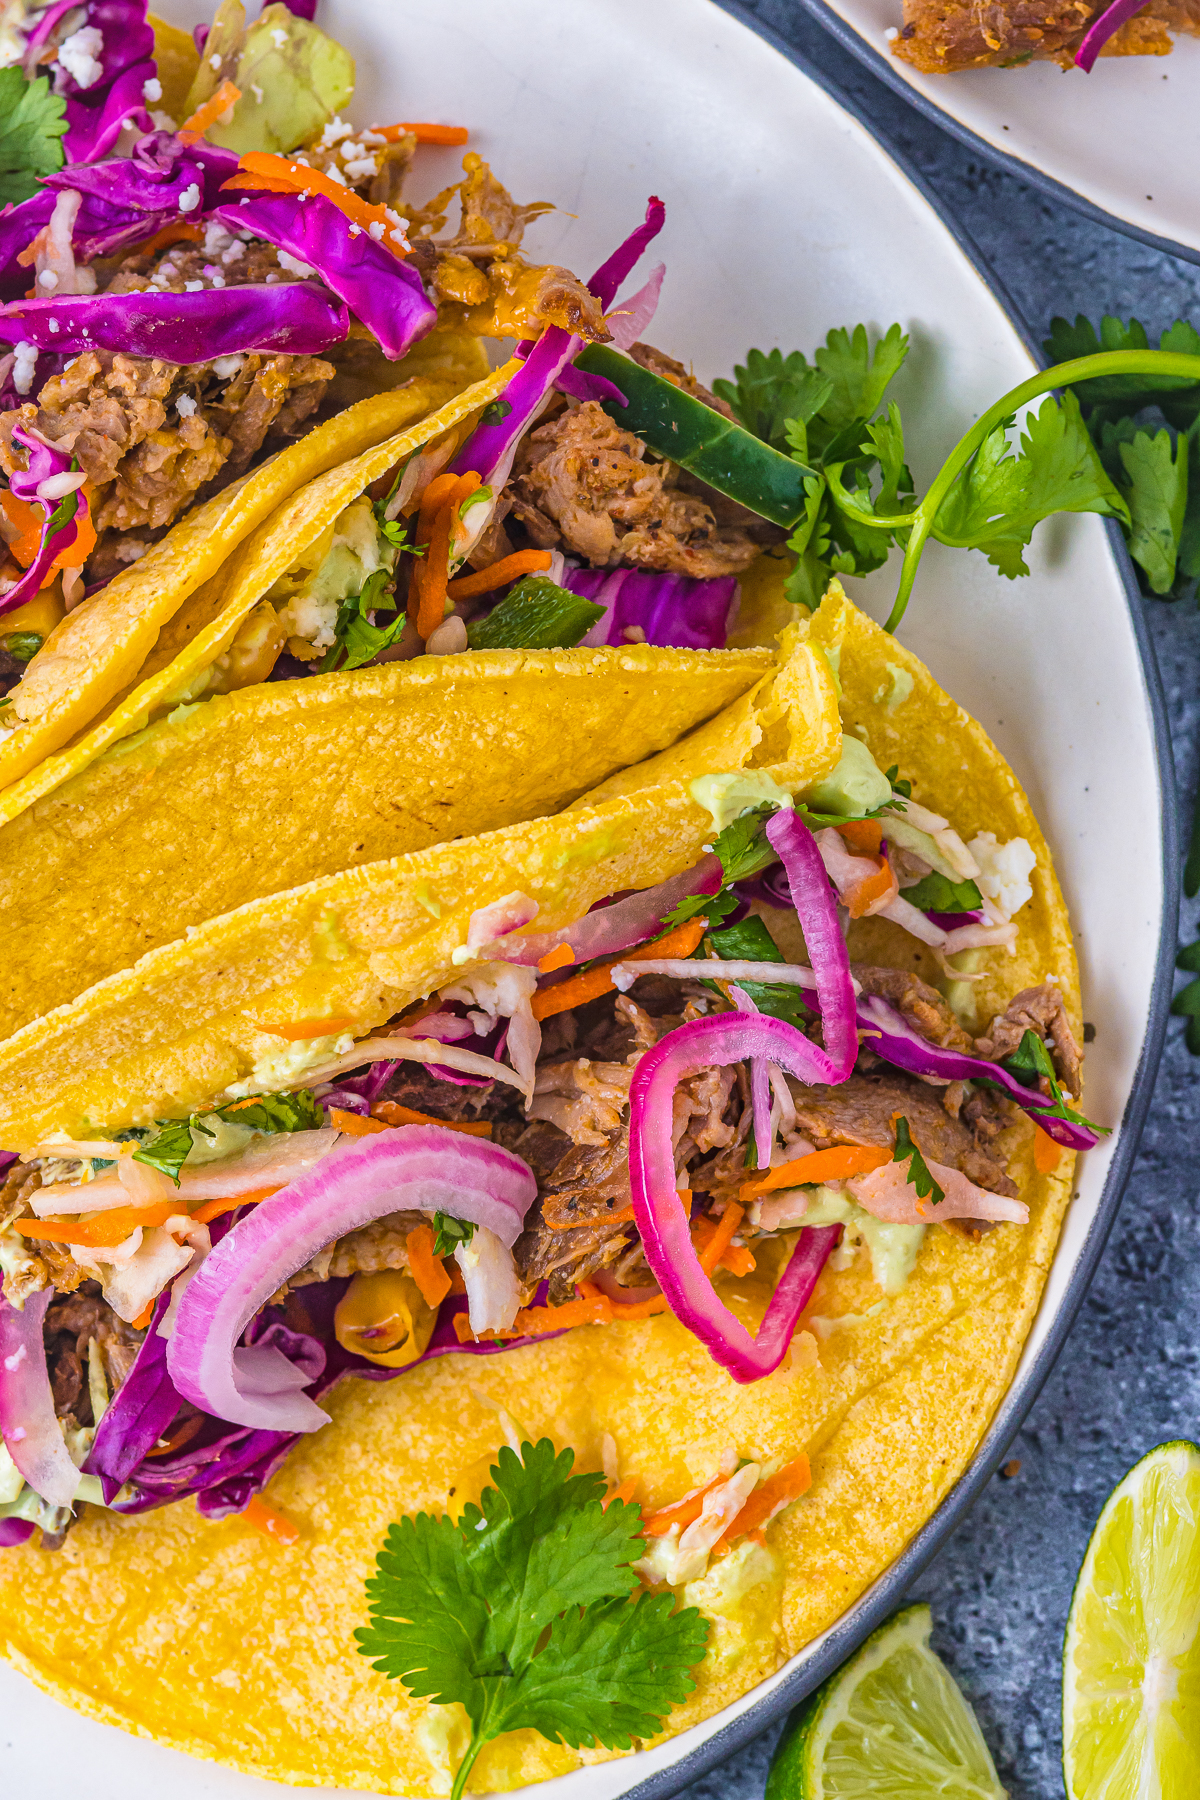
[0,591,1081,1793]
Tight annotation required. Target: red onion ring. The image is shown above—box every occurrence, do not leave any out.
[0,1288,80,1508]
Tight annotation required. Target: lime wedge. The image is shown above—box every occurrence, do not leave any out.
[767,1603,1005,1799]
[1063,1439,1200,1800]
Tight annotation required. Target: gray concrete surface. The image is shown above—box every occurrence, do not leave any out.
[683,5,1200,1794]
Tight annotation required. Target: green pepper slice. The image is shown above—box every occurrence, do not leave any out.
[575,343,812,527]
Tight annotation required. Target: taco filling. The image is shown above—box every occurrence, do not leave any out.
[0,721,1101,1554]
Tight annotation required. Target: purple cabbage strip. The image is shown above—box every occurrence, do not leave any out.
[564,565,738,651]
[0,1520,35,1546]
[0,280,349,358]
[1075,0,1148,69]
[20,0,80,73]
[555,363,628,407]
[0,137,239,302]
[213,191,436,361]
[55,0,157,164]
[0,423,91,622]
[105,1279,564,1522]
[450,195,666,485]
[278,0,319,16]
[926,909,985,929]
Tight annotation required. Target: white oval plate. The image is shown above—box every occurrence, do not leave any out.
[0,1,1176,1795]
[802,0,1200,264]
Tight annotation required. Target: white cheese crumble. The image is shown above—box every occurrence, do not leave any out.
[276,249,314,277]
[967,831,1036,921]
[178,182,201,214]
[142,75,162,102]
[271,27,287,46]
[37,268,58,290]
[55,25,104,89]
[175,393,198,417]
[212,353,244,378]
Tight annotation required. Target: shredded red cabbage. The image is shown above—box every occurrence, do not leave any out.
[563,565,739,650]
[53,0,156,164]
[1,424,92,621]
[555,364,628,407]
[0,280,349,358]
[213,191,437,360]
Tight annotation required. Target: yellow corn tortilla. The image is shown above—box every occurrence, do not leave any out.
[0,590,1082,1794]
[0,641,774,1038]
[0,323,492,820]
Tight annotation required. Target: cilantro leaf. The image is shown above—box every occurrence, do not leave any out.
[813,323,909,435]
[662,885,740,930]
[1116,427,1188,596]
[432,1212,477,1258]
[713,348,834,454]
[132,1117,206,1185]
[901,871,984,914]
[318,568,404,673]
[930,392,1129,579]
[0,69,67,206]
[1000,1029,1108,1132]
[705,917,813,1026]
[711,804,778,883]
[356,1441,708,1798]
[883,765,912,800]
[892,1116,944,1206]
[218,1088,324,1133]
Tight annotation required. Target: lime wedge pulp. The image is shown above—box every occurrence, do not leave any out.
[1063,1439,1200,1800]
[767,1602,1005,1800]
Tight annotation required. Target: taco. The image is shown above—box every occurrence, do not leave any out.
[0,587,1102,1790]
[1,1,621,806]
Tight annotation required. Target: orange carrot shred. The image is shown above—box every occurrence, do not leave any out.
[371,1100,492,1137]
[328,1108,387,1137]
[242,1494,300,1546]
[531,916,707,1021]
[417,472,480,640]
[537,944,576,974]
[696,1202,744,1277]
[406,1224,453,1308]
[740,1144,890,1205]
[179,78,241,142]
[601,1475,641,1511]
[376,122,469,145]
[834,818,883,856]
[845,859,897,920]
[408,470,461,623]
[711,1454,811,1556]
[131,1300,156,1331]
[190,1186,284,1226]
[446,549,553,603]
[642,1473,725,1538]
[222,153,409,257]
[1033,1126,1062,1173]
[16,1202,177,1248]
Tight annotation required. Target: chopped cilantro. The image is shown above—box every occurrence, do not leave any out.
[318,568,405,673]
[466,577,603,650]
[218,1089,324,1133]
[0,68,67,206]
[902,871,984,915]
[891,1116,944,1207]
[478,399,513,428]
[705,916,813,1026]
[356,1440,708,1800]
[883,765,912,800]
[432,1212,477,1257]
[1000,1030,1107,1132]
[132,1116,214,1185]
[1,632,42,664]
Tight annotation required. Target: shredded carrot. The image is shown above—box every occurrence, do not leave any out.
[845,859,896,920]
[179,78,241,142]
[642,1473,725,1538]
[600,1291,668,1321]
[1033,1125,1062,1173]
[221,152,408,257]
[143,1413,204,1457]
[740,1144,891,1205]
[531,915,708,1021]
[696,1202,745,1277]
[417,471,481,640]
[543,1204,633,1231]
[371,1100,492,1137]
[448,1265,467,1295]
[834,818,883,856]
[719,1243,757,1277]
[602,1475,641,1511]
[256,1016,355,1041]
[0,481,96,580]
[129,218,205,258]
[242,1494,300,1546]
[456,1289,611,1343]
[16,1201,177,1248]
[537,944,576,974]
[190,1185,283,1225]
[328,1108,387,1137]
[407,470,460,623]
[405,1223,453,1307]
[678,1189,693,1217]
[131,1300,156,1331]
[376,121,469,145]
[711,1454,811,1557]
[446,549,553,603]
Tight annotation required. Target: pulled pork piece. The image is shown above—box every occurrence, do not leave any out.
[792,1071,1018,1197]
[373,1061,512,1123]
[0,1160,50,1306]
[853,963,976,1053]
[510,401,761,578]
[673,1065,738,1166]
[201,353,334,479]
[892,0,1200,74]
[409,151,554,252]
[43,1283,143,1425]
[280,1209,425,1297]
[626,342,736,419]
[528,1057,632,1146]
[513,1197,630,1305]
[975,981,1082,1098]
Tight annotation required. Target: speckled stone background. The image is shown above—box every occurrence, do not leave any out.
[682,6,1200,1797]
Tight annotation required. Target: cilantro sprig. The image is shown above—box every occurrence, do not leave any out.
[1000,1029,1107,1133]
[132,1088,324,1184]
[356,1440,709,1800]
[891,1116,944,1207]
[703,915,813,1027]
[0,68,67,206]
[432,1212,477,1257]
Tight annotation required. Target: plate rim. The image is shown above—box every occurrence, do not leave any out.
[793,0,1200,269]
[615,5,1181,1795]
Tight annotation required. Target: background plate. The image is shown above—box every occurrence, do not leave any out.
[803,0,1200,265]
[0,0,1174,1794]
